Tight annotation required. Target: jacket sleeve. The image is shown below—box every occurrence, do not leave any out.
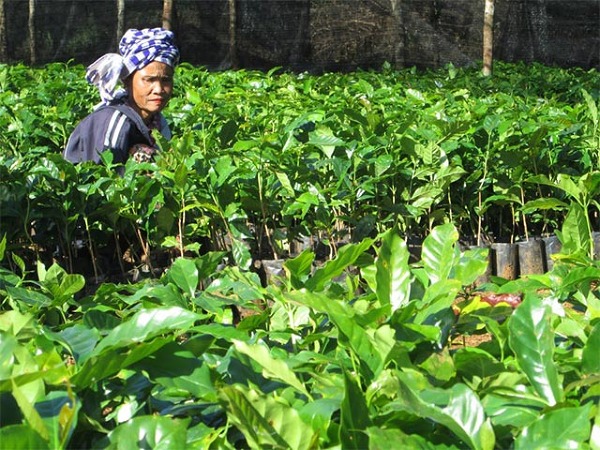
[63,107,138,165]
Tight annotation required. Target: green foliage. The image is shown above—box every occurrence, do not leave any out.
[1,61,599,271]
[0,61,599,448]
[1,222,598,448]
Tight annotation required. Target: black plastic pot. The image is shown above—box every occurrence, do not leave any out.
[491,243,518,280]
[593,232,600,260]
[543,235,562,271]
[259,259,286,285]
[517,239,545,276]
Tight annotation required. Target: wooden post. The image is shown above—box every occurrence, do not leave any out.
[117,0,125,44]
[228,0,237,68]
[482,0,494,76]
[162,0,173,30]
[28,0,36,65]
[0,0,7,62]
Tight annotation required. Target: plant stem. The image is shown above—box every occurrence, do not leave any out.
[83,216,99,280]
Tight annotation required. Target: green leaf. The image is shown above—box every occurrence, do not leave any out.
[11,379,48,441]
[375,228,411,312]
[559,202,592,256]
[134,343,216,399]
[72,336,172,388]
[368,426,460,449]
[340,371,371,449]
[35,390,80,450]
[298,398,339,432]
[230,237,252,271]
[305,238,373,292]
[168,257,199,297]
[0,425,49,450]
[455,246,490,286]
[508,295,563,406]
[40,263,85,300]
[275,170,294,196]
[592,407,600,450]
[482,390,543,429]
[383,372,495,450]
[50,324,99,362]
[106,415,190,450]
[582,322,600,374]
[189,323,249,342]
[283,249,315,289]
[582,88,598,127]
[421,223,459,284]
[220,385,316,450]
[454,348,507,382]
[194,251,227,280]
[0,234,6,262]
[233,340,312,399]
[515,403,593,450]
[93,306,199,354]
[72,307,199,387]
[521,197,568,213]
[287,290,393,378]
[5,286,52,309]
[308,126,344,158]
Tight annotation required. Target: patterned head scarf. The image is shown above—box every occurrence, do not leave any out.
[86,28,180,105]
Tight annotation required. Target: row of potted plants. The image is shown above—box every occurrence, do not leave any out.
[0,61,598,279]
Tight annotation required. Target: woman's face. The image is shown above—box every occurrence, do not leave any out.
[126,61,174,123]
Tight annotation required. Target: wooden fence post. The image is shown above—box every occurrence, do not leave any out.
[117,0,125,44]
[482,0,494,76]
[28,0,36,65]
[0,0,6,62]
[228,0,237,68]
[163,0,173,30]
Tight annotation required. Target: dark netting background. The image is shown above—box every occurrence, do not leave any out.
[0,0,598,71]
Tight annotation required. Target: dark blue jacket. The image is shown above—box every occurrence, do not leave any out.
[63,101,171,165]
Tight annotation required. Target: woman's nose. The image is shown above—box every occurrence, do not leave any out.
[151,81,165,93]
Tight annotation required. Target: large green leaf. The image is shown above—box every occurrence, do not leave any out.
[219,385,316,450]
[133,342,216,399]
[0,425,49,450]
[382,371,495,450]
[307,126,344,158]
[582,322,600,374]
[92,306,200,355]
[233,340,312,399]
[340,371,371,449]
[421,223,460,285]
[106,415,190,450]
[72,307,199,387]
[367,426,460,449]
[482,392,542,429]
[283,249,315,289]
[453,348,504,380]
[11,379,48,441]
[558,202,592,257]
[71,336,172,388]
[45,324,99,362]
[514,403,593,449]
[375,228,411,312]
[508,294,563,406]
[167,257,199,297]
[455,246,490,286]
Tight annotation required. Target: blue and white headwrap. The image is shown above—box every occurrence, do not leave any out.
[86,27,180,105]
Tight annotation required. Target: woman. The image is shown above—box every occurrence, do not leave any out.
[63,27,180,168]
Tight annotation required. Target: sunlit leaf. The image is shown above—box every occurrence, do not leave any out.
[508,295,563,406]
